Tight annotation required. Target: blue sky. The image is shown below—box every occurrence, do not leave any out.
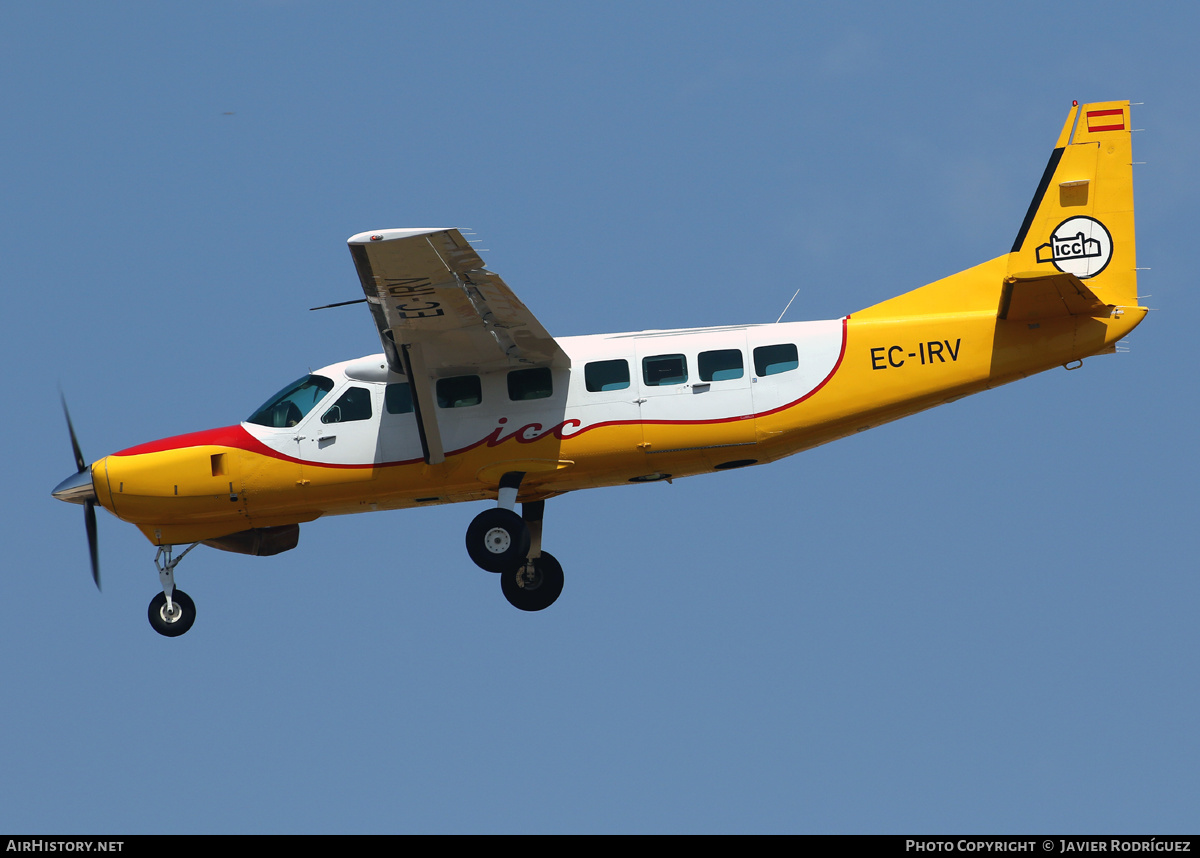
[2,1,1197,833]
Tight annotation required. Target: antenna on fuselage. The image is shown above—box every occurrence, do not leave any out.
[775,289,801,324]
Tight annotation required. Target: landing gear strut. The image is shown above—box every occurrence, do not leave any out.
[148,543,198,637]
[465,474,564,611]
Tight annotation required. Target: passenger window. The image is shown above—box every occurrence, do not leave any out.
[754,344,799,376]
[699,349,744,381]
[642,354,688,386]
[437,375,482,408]
[385,383,413,414]
[321,386,373,424]
[507,367,553,401]
[585,359,630,392]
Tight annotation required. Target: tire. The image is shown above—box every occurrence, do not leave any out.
[465,508,531,574]
[148,590,196,637]
[501,551,564,612]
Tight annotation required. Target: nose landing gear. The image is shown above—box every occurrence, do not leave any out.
[148,543,199,637]
[148,589,196,637]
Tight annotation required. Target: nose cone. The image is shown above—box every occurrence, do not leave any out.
[52,468,97,505]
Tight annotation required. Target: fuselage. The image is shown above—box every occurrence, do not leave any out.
[88,258,1145,547]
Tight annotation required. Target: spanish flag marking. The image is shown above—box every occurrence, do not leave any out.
[1086,108,1125,133]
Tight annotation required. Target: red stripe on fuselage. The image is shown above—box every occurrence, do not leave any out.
[616,314,849,424]
[754,314,848,419]
[113,317,849,467]
[456,315,851,441]
[113,424,421,469]
[114,424,274,457]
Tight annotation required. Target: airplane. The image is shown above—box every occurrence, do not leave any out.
[53,100,1147,636]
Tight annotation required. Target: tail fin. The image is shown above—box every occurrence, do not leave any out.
[1008,100,1138,309]
[855,101,1140,321]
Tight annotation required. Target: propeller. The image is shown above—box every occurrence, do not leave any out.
[54,396,101,590]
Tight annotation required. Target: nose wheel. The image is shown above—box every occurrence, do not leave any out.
[148,590,196,637]
[148,542,200,637]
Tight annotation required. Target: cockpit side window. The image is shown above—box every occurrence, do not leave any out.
[246,375,335,428]
[321,386,373,424]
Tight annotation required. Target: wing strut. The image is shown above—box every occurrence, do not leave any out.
[400,343,445,465]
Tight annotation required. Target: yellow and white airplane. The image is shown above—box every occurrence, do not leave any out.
[53,100,1146,635]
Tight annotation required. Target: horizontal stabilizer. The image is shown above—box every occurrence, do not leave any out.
[998,271,1114,322]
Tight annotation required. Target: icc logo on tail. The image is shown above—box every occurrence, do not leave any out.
[1036,215,1114,279]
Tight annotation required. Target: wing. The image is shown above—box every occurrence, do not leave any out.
[347,228,568,373]
[347,228,569,464]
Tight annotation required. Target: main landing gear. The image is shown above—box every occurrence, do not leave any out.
[148,543,199,637]
[464,472,564,612]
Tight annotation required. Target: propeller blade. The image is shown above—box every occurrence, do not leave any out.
[85,500,100,591]
[60,395,86,474]
[59,394,100,589]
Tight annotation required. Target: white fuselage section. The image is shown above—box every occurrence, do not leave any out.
[241,318,847,468]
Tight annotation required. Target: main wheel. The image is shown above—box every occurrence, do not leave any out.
[466,508,531,574]
[501,551,564,612]
[148,590,196,637]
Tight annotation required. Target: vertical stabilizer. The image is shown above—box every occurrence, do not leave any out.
[1009,100,1138,309]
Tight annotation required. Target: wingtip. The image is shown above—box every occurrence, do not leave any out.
[346,227,455,245]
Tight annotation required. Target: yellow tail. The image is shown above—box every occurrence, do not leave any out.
[857,100,1140,321]
[1008,100,1138,309]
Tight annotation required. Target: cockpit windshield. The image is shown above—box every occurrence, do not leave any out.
[246,375,335,428]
